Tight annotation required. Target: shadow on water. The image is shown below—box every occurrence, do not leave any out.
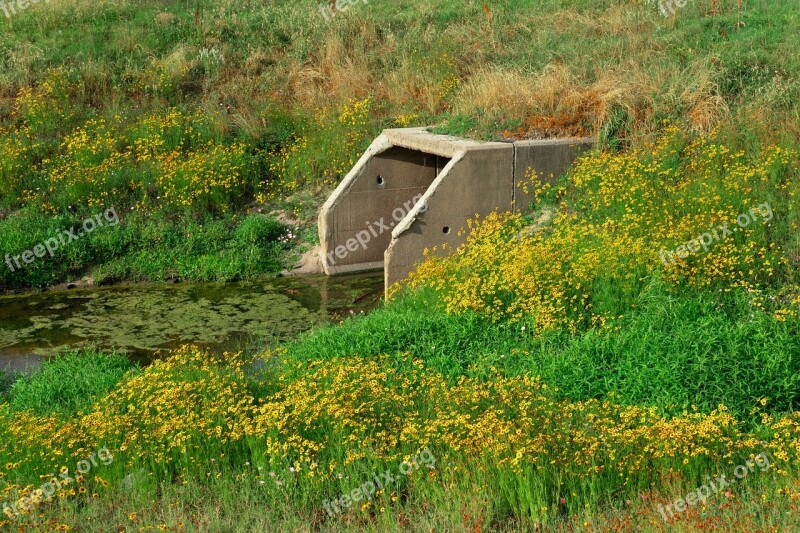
[0,273,384,373]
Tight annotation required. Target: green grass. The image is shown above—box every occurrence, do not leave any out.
[14,463,800,532]
[282,285,800,420]
[2,343,797,533]
[0,369,13,400]
[1,0,799,289]
[3,286,799,530]
[7,350,138,415]
[0,210,291,289]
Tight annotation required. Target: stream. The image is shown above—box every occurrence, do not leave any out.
[0,273,384,373]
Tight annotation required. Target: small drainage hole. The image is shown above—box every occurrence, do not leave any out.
[443,226,451,235]
[376,175,385,187]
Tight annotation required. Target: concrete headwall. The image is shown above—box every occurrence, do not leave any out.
[384,142,513,289]
[318,134,450,274]
[512,138,595,211]
[318,128,594,293]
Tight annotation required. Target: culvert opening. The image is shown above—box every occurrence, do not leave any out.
[321,145,450,273]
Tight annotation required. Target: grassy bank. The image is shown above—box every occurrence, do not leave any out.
[284,287,800,421]
[0,341,799,531]
[1,0,799,288]
[2,0,800,531]
[2,127,800,530]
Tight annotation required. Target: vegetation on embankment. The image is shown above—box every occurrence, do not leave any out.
[2,126,800,530]
[2,0,800,530]
[1,0,799,289]
[3,351,136,416]
[1,335,800,531]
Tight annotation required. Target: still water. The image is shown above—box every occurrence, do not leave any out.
[0,273,384,373]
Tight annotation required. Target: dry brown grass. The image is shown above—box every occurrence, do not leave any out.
[183,0,767,144]
[156,12,176,25]
[451,63,659,139]
[1,0,783,149]
[287,33,377,109]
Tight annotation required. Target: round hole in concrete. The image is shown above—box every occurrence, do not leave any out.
[376,175,385,187]
[443,226,451,235]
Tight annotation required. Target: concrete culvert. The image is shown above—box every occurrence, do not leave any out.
[318,127,594,295]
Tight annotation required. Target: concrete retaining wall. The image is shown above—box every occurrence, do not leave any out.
[318,127,594,293]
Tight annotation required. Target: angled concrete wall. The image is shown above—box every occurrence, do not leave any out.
[512,138,595,211]
[318,132,450,274]
[384,142,514,289]
[318,127,594,293]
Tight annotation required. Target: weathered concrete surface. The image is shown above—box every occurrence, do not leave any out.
[512,138,595,211]
[384,143,514,289]
[318,128,594,293]
[383,127,485,157]
[318,134,450,275]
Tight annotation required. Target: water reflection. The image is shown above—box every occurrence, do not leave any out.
[0,273,384,372]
